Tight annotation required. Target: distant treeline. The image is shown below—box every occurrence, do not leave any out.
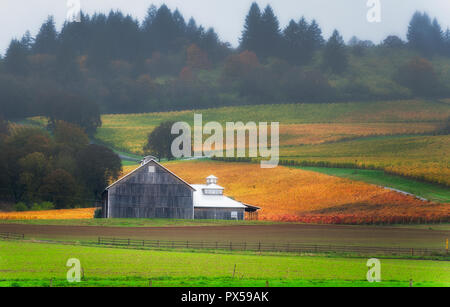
[1,3,450,133]
[0,119,121,209]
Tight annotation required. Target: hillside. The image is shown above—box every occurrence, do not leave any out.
[119,160,449,224]
[92,99,450,187]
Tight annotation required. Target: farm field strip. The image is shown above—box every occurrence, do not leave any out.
[5,159,446,226]
[161,161,450,224]
[0,208,96,220]
[95,99,450,155]
[282,134,450,186]
[0,241,448,287]
[295,167,450,203]
[1,222,448,249]
[96,122,441,155]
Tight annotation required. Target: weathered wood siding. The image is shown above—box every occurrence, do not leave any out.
[194,208,245,220]
[106,161,193,219]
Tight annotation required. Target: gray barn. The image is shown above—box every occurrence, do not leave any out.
[102,157,259,220]
[102,157,195,219]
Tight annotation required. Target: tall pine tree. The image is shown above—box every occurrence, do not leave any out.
[407,12,443,56]
[33,16,59,54]
[260,5,282,58]
[240,2,262,53]
[323,30,348,74]
[4,39,30,75]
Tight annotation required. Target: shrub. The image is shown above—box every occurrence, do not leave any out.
[13,202,28,212]
[94,208,103,219]
[30,201,54,211]
[395,57,440,97]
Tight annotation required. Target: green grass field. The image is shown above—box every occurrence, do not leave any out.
[0,218,278,228]
[0,241,448,287]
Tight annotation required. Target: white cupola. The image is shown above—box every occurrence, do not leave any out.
[203,175,223,195]
[206,175,218,185]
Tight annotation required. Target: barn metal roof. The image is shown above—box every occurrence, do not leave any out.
[191,184,247,209]
[105,159,196,191]
[202,183,224,190]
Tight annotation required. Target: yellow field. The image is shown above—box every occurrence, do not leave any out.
[124,161,449,223]
[96,99,450,155]
[0,208,96,220]
[283,135,450,186]
[97,121,442,155]
[279,123,439,146]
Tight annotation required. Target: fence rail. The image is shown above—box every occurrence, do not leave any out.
[97,237,447,256]
[0,232,25,240]
[0,233,446,256]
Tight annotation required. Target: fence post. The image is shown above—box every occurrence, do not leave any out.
[259,242,261,253]
[230,242,232,251]
[98,237,100,245]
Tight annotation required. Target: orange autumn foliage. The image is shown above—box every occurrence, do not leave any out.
[0,208,96,220]
[154,161,449,224]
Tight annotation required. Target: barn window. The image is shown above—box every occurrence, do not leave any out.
[203,189,223,195]
[148,166,155,173]
[231,211,238,220]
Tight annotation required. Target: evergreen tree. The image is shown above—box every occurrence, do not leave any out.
[308,20,324,49]
[87,13,109,69]
[57,13,90,81]
[282,17,323,65]
[142,5,157,31]
[59,13,90,57]
[4,39,29,75]
[33,16,59,54]
[150,5,180,52]
[407,12,443,56]
[260,5,282,58]
[173,9,187,37]
[105,12,141,61]
[240,2,262,53]
[20,31,34,50]
[186,17,201,43]
[282,20,300,63]
[431,18,444,53]
[323,30,348,74]
[444,29,450,56]
[142,5,158,55]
